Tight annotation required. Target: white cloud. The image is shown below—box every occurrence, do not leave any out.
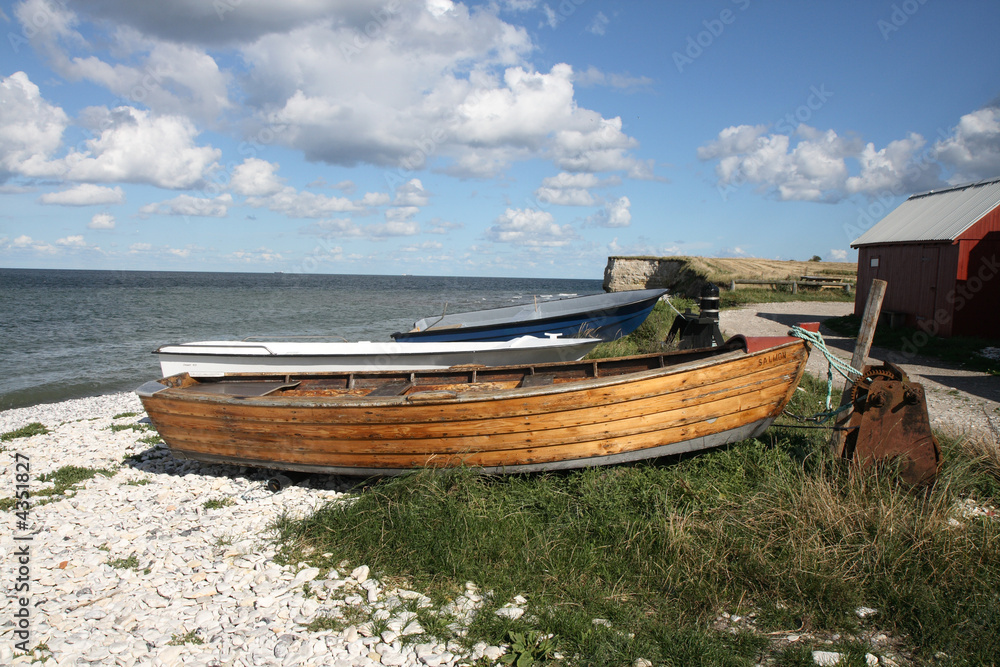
[38,184,125,206]
[12,4,649,197]
[485,208,578,246]
[699,106,1000,202]
[385,206,420,223]
[60,106,220,189]
[56,235,87,247]
[129,242,153,252]
[367,220,421,238]
[248,186,359,218]
[0,71,69,180]
[427,219,464,234]
[139,194,232,218]
[88,213,116,230]
[358,191,392,207]
[534,186,594,206]
[830,249,848,261]
[845,133,935,196]
[392,179,429,207]
[9,234,57,254]
[534,172,622,205]
[572,66,653,91]
[228,247,284,263]
[300,218,364,238]
[541,172,600,189]
[587,12,608,35]
[231,158,284,196]
[699,124,900,202]
[585,196,631,228]
[932,106,1000,184]
[17,0,231,122]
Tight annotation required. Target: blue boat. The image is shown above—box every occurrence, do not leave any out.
[391,288,668,343]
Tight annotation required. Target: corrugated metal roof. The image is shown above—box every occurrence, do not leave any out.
[851,178,1000,247]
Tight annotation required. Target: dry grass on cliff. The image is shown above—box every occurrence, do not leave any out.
[615,256,857,285]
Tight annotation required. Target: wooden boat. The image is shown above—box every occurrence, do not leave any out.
[154,335,601,377]
[391,288,668,342]
[137,325,816,476]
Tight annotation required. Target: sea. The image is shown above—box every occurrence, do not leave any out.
[0,268,603,411]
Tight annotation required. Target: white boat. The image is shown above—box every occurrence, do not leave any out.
[154,335,601,377]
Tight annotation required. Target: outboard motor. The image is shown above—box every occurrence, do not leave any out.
[666,284,725,350]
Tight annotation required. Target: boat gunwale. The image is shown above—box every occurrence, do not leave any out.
[408,288,668,334]
[153,336,602,357]
[141,336,807,409]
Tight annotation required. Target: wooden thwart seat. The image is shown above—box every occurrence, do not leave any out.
[365,381,414,397]
[520,373,556,388]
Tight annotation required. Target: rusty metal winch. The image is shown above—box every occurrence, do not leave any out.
[835,361,942,486]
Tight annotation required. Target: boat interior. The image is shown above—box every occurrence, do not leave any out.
[155,336,760,401]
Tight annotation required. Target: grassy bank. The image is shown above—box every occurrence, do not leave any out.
[272,330,1000,665]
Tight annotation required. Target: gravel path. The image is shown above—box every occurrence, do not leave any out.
[720,301,1000,438]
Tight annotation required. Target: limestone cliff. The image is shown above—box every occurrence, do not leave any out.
[602,256,713,297]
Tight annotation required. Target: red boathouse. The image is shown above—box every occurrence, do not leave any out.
[851,178,1000,339]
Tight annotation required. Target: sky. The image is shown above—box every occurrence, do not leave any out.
[1,0,999,280]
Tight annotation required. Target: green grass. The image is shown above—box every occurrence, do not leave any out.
[112,411,140,419]
[720,287,854,309]
[202,497,236,510]
[109,422,156,433]
[167,630,203,646]
[27,465,118,505]
[272,372,1000,665]
[1,422,49,441]
[107,554,139,570]
[586,286,851,360]
[586,300,682,358]
[825,314,1000,375]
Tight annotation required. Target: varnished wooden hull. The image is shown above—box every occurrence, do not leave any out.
[137,335,810,475]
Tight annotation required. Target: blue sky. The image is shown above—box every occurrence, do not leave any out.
[1,0,999,279]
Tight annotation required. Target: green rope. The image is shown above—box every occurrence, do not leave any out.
[788,325,864,421]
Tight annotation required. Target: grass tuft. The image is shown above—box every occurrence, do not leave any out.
[202,497,236,510]
[167,630,203,646]
[109,422,156,434]
[1,422,49,442]
[107,554,139,570]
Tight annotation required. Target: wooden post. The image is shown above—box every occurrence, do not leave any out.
[830,279,887,455]
[844,279,886,392]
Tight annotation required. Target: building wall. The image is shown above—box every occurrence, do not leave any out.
[855,207,1000,338]
[952,231,1000,339]
[854,242,959,336]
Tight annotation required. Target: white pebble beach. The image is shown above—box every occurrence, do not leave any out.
[1,392,506,666]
